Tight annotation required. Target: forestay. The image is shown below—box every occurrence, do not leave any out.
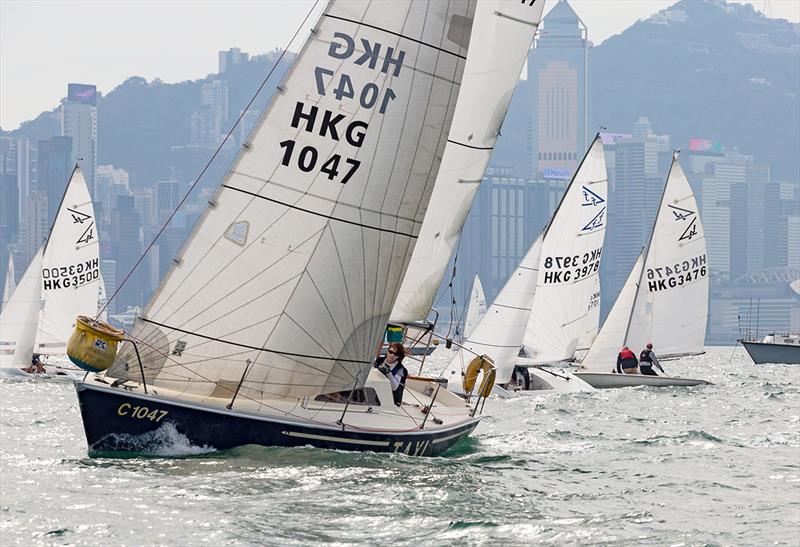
[390,0,545,323]
[522,136,607,363]
[624,158,708,356]
[109,0,475,401]
[462,273,486,339]
[35,167,103,355]
[444,234,543,390]
[0,249,42,368]
[2,252,15,308]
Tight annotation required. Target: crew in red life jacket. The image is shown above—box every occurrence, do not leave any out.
[639,343,665,376]
[615,346,638,374]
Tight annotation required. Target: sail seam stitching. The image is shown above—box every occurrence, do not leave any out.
[446,139,494,151]
[222,185,418,238]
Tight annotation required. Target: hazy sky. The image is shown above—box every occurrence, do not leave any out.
[1,0,798,130]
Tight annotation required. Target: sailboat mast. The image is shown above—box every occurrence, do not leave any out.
[621,152,678,346]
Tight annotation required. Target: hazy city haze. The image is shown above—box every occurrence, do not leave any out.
[1,0,798,129]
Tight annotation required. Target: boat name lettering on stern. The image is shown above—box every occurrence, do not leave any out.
[117,402,169,423]
[393,440,430,456]
[542,246,603,284]
[646,253,707,292]
[277,30,406,185]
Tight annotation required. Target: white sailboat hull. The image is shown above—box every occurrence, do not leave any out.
[573,371,711,389]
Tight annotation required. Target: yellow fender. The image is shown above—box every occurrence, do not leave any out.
[67,315,125,372]
[462,355,496,398]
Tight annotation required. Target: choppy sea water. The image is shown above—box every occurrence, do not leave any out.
[1,347,798,546]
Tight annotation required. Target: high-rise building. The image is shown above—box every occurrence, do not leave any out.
[61,83,98,194]
[219,48,249,73]
[0,137,19,244]
[156,180,182,224]
[95,164,130,227]
[37,136,73,224]
[191,80,229,147]
[111,195,143,311]
[529,0,589,179]
[25,192,49,263]
[101,259,117,316]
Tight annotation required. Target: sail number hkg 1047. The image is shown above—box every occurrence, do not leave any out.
[278,30,405,185]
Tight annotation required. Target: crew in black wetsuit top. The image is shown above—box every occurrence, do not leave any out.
[639,343,665,376]
[374,342,409,406]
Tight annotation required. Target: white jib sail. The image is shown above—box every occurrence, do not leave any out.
[2,252,15,309]
[109,0,475,401]
[0,248,43,368]
[580,253,644,373]
[443,234,543,390]
[624,157,709,357]
[35,166,103,355]
[522,135,608,363]
[462,273,486,339]
[576,275,601,351]
[97,273,108,322]
[390,0,545,323]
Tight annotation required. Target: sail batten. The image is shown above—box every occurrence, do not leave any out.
[110,0,477,400]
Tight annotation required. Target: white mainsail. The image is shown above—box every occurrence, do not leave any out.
[35,167,103,355]
[109,0,476,401]
[462,273,486,339]
[522,136,607,363]
[390,0,545,323]
[0,249,43,367]
[443,234,543,389]
[2,252,16,308]
[580,156,708,371]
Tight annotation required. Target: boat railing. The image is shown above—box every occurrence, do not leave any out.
[740,328,798,343]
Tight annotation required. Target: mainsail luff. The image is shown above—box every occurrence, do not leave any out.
[390,0,545,323]
[522,134,608,363]
[35,166,102,355]
[110,0,476,400]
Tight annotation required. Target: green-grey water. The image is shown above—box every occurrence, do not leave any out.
[1,347,798,545]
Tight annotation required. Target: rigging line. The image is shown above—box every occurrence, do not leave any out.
[323,13,467,60]
[96,0,322,320]
[140,317,370,365]
[223,185,419,239]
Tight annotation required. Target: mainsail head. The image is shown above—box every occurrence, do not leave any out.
[109,0,476,401]
[462,273,486,339]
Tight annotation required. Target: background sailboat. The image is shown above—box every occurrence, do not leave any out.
[2,252,15,308]
[443,136,607,394]
[576,154,711,388]
[462,274,487,340]
[0,166,103,376]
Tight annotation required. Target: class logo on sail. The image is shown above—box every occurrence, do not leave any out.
[579,186,606,233]
[668,204,699,242]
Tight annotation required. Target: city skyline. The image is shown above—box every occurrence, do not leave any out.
[2,0,798,129]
